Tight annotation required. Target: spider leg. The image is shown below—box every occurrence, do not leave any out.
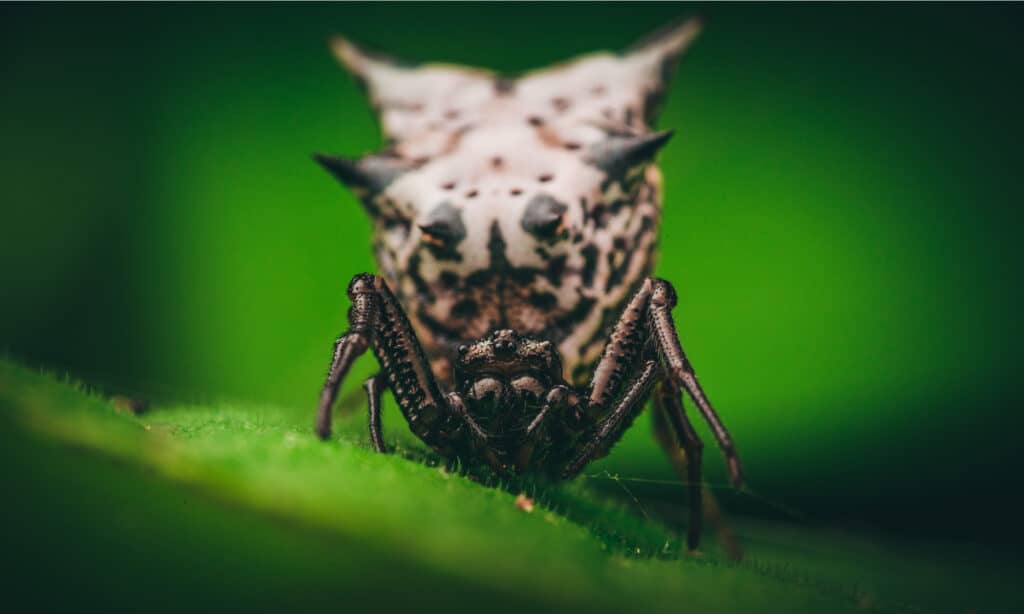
[447,391,508,471]
[446,392,488,446]
[651,383,703,551]
[518,385,577,473]
[315,293,375,439]
[562,360,659,478]
[527,385,575,438]
[564,276,743,546]
[364,374,386,453]
[653,383,743,559]
[315,274,451,449]
[647,278,743,488]
[559,278,677,476]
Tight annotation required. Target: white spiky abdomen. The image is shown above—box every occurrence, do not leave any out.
[321,18,700,384]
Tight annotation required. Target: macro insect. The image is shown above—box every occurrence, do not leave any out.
[313,17,742,551]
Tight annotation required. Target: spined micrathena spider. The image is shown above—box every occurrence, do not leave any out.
[313,17,742,552]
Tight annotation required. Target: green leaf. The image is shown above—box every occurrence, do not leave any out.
[0,358,1011,613]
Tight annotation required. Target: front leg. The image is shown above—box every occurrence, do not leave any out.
[315,274,451,449]
[562,360,660,478]
[558,280,672,477]
[583,276,743,486]
[315,275,380,439]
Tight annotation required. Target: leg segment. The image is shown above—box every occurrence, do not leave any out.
[446,392,488,446]
[315,274,451,448]
[315,277,379,439]
[526,385,575,437]
[647,278,743,488]
[579,277,742,487]
[447,391,507,470]
[516,385,577,473]
[566,277,743,549]
[364,374,386,453]
[558,279,662,474]
[654,386,744,560]
[562,360,659,478]
[585,281,653,414]
[653,382,704,551]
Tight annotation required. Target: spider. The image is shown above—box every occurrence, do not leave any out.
[312,17,744,552]
[315,273,742,551]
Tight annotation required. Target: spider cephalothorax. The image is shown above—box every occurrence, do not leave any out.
[314,18,743,553]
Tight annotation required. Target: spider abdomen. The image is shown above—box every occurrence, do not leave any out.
[317,22,698,386]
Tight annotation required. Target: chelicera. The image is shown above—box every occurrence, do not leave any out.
[313,17,743,552]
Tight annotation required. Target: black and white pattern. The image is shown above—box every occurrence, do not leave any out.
[314,18,747,556]
[317,18,702,385]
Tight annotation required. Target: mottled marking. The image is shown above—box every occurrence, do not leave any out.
[589,203,609,229]
[638,214,655,238]
[423,244,462,263]
[494,78,516,95]
[553,293,597,348]
[580,244,599,288]
[528,292,557,310]
[605,249,628,293]
[439,271,459,288]
[545,254,567,286]
[324,20,697,382]
[451,298,479,319]
[405,252,435,301]
[487,220,509,270]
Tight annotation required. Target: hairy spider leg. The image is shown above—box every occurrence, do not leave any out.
[656,382,743,560]
[508,385,574,473]
[651,382,704,552]
[553,280,657,476]
[562,360,660,477]
[316,274,742,554]
[316,274,449,446]
[526,385,575,438]
[566,277,743,484]
[444,392,489,449]
[647,278,743,488]
[556,277,744,552]
[318,274,494,456]
[316,331,371,438]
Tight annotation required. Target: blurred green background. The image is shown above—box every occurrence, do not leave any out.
[2,2,1021,542]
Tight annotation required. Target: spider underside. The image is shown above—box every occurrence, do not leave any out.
[315,273,742,551]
